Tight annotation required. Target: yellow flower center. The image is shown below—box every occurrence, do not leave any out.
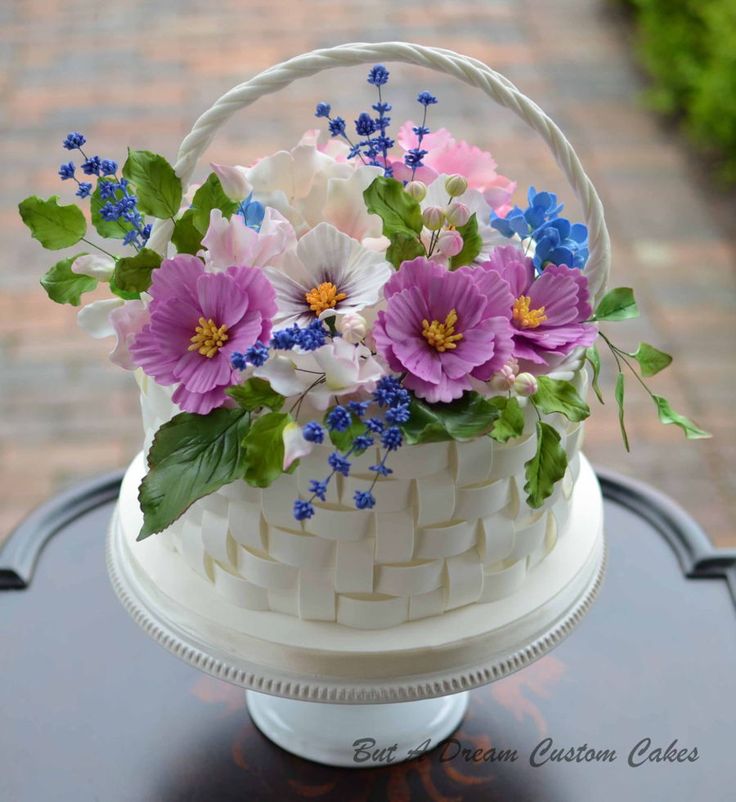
[512,295,547,329]
[188,316,229,358]
[305,282,347,315]
[422,308,464,352]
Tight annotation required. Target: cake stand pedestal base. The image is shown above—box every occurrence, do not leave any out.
[245,689,469,767]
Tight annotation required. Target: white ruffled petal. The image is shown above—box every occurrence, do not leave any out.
[71,254,115,280]
[77,298,124,339]
[282,422,314,470]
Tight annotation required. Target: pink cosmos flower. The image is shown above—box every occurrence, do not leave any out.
[480,245,597,365]
[373,258,514,403]
[130,255,277,414]
[392,122,517,214]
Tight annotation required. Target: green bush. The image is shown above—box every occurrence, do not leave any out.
[624,0,736,180]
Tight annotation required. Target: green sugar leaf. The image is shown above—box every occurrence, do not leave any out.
[585,345,604,404]
[171,208,203,255]
[615,372,630,452]
[593,287,639,322]
[402,392,501,444]
[40,253,97,305]
[111,248,162,294]
[449,213,483,269]
[364,176,423,240]
[532,376,591,422]
[242,411,294,488]
[488,396,525,443]
[138,408,251,539]
[189,173,240,233]
[652,395,711,440]
[629,342,673,377]
[226,378,285,413]
[19,195,86,250]
[524,421,568,509]
[122,150,182,219]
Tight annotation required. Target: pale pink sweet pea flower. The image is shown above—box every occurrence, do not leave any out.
[392,122,517,214]
[210,162,252,201]
[76,298,148,371]
[254,338,384,412]
[201,207,296,272]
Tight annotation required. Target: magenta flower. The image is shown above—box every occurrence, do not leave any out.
[130,255,277,414]
[373,258,514,403]
[480,245,597,365]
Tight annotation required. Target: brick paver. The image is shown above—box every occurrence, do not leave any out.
[1,0,734,545]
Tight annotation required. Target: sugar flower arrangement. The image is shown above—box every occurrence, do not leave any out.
[19,66,710,539]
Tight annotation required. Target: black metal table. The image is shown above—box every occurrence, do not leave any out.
[1,470,734,802]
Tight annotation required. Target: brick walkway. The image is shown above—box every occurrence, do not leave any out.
[1,0,734,545]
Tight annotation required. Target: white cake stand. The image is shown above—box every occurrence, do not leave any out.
[107,454,605,767]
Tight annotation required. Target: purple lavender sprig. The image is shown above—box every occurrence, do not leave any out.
[405,91,438,180]
[292,377,410,520]
[58,132,150,251]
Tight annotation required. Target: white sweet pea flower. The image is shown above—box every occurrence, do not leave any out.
[77,298,148,370]
[210,162,253,202]
[77,298,123,338]
[282,421,314,470]
[254,339,384,412]
[71,254,115,281]
[245,134,383,242]
[201,207,296,272]
[264,222,391,328]
[335,312,368,344]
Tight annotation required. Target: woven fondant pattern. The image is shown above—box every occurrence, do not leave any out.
[139,372,586,630]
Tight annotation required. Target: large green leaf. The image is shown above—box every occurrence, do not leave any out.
[19,195,86,250]
[363,176,423,239]
[488,396,525,443]
[593,287,639,321]
[122,149,182,219]
[111,248,162,294]
[226,378,285,412]
[90,178,135,240]
[449,213,483,269]
[171,208,203,255]
[629,342,673,377]
[242,411,294,488]
[585,345,604,404]
[532,376,591,422]
[615,372,630,452]
[189,173,240,233]
[402,392,501,444]
[40,253,97,305]
[652,395,711,439]
[138,408,251,539]
[524,421,568,509]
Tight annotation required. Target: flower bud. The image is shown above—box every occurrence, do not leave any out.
[336,312,368,344]
[513,372,538,397]
[436,229,464,258]
[445,174,468,198]
[405,180,427,202]
[210,162,252,201]
[422,205,445,231]
[445,201,471,228]
[489,358,519,392]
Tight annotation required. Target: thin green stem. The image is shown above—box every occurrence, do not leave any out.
[599,331,654,398]
[81,237,116,260]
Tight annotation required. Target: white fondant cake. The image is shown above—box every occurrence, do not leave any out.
[128,366,595,630]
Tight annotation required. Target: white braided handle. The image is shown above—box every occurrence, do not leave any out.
[149,41,611,301]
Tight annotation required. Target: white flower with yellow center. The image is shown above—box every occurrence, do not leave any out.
[264,222,392,328]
